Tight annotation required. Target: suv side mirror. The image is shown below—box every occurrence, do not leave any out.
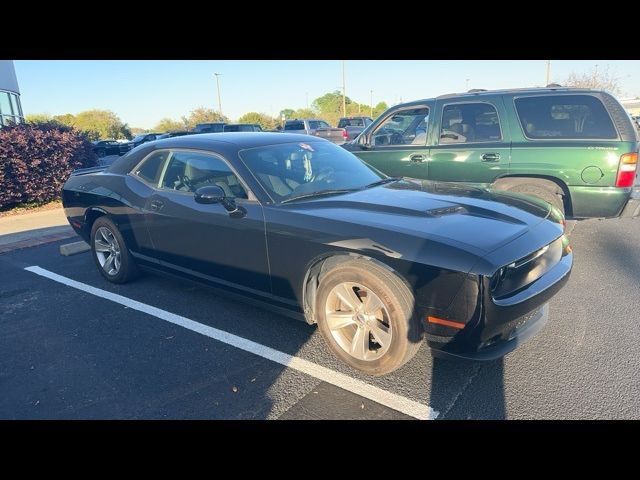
[357,133,372,150]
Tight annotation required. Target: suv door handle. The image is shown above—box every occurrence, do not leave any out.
[481,153,501,162]
[149,200,164,211]
[410,154,426,163]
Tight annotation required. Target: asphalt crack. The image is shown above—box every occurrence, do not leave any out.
[437,363,484,419]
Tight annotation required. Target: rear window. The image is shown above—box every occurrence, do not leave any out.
[338,118,364,128]
[515,94,617,139]
[285,121,305,130]
[308,120,330,129]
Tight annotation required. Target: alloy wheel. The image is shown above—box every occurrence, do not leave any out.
[325,282,392,361]
[94,226,121,276]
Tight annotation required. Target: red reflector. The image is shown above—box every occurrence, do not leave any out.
[616,153,638,188]
[342,130,348,139]
[427,316,465,329]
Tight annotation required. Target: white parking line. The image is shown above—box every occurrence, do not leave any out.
[25,266,438,420]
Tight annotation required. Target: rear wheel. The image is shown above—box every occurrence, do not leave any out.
[90,216,139,284]
[315,260,423,376]
[494,179,565,215]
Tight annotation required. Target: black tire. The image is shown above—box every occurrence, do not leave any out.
[315,259,423,376]
[90,216,139,284]
[493,179,565,215]
[96,149,106,158]
[508,183,564,214]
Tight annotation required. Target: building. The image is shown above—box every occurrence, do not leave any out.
[0,60,24,127]
[620,98,640,116]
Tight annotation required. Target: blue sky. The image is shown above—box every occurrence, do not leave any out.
[14,60,640,129]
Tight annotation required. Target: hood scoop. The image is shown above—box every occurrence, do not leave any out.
[425,206,467,217]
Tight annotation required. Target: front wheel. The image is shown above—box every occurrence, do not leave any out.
[90,216,139,284]
[315,259,423,376]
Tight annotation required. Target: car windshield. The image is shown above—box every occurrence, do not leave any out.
[131,135,147,142]
[239,141,385,203]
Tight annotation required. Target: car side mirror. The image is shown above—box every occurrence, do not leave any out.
[195,185,225,204]
[195,185,246,218]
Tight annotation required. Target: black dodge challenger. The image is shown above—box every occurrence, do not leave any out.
[62,133,572,375]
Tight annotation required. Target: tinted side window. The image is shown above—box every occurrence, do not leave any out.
[515,95,617,139]
[285,121,305,130]
[159,151,247,199]
[440,103,502,144]
[372,108,430,146]
[133,151,169,185]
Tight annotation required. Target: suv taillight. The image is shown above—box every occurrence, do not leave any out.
[615,152,638,188]
[342,130,348,140]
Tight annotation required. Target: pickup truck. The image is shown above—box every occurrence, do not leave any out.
[313,116,373,144]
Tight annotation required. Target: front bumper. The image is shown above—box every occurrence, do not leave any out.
[431,304,548,361]
[620,186,640,218]
[425,251,572,361]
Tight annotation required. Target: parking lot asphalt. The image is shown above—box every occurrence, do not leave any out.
[1,217,639,419]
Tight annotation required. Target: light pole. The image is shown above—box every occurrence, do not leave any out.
[370,90,373,117]
[213,73,223,117]
[545,60,551,86]
[306,91,309,110]
[465,78,470,90]
[342,60,347,117]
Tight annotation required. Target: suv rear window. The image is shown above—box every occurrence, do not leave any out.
[285,121,305,130]
[515,94,617,139]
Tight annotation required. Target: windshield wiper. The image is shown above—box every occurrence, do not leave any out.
[281,189,357,204]
[361,177,401,189]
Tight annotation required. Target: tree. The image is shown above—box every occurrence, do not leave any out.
[71,109,130,140]
[52,113,76,127]
[154,118,184,133]
[182,107,229,130]
[237,112,279,130]
[130,127,148,136]
[278,109,295,120]
[372,101,389,119]
[25,113,52,124]
[564,66,621,95]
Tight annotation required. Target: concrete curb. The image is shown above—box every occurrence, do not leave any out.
[59,241,90,256]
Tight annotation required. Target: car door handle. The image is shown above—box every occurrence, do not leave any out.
[149,200,164,211]
[481,153,501,162]
[410,154,426,163]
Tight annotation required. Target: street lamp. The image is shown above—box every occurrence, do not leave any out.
[213,73,223,116]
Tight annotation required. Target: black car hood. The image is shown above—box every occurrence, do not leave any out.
[283,180,553,257]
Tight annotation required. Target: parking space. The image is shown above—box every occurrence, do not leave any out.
[2,218,640,419]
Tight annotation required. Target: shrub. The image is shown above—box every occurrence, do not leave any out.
[0,122,98,210]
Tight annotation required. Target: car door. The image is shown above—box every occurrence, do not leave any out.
[143,149,270,293]
[352,105,432,180]
[428,98,510,186]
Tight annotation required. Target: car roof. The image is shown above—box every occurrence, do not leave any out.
[394,87,606,107]
[150,132,328,150]
[285,118,325,122]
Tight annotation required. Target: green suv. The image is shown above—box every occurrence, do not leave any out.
[344,88,639,219]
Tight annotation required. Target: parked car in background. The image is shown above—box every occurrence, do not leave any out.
[125,133,162,150]
[224,123,263,132]
[344,87,640,219]
[314,116,373,144]
[194,123,226,133]
[92,140,131,158]
[156,131,195,140]
[62,133,572,375]
[633,115,640,129]
[283,118,331,135]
